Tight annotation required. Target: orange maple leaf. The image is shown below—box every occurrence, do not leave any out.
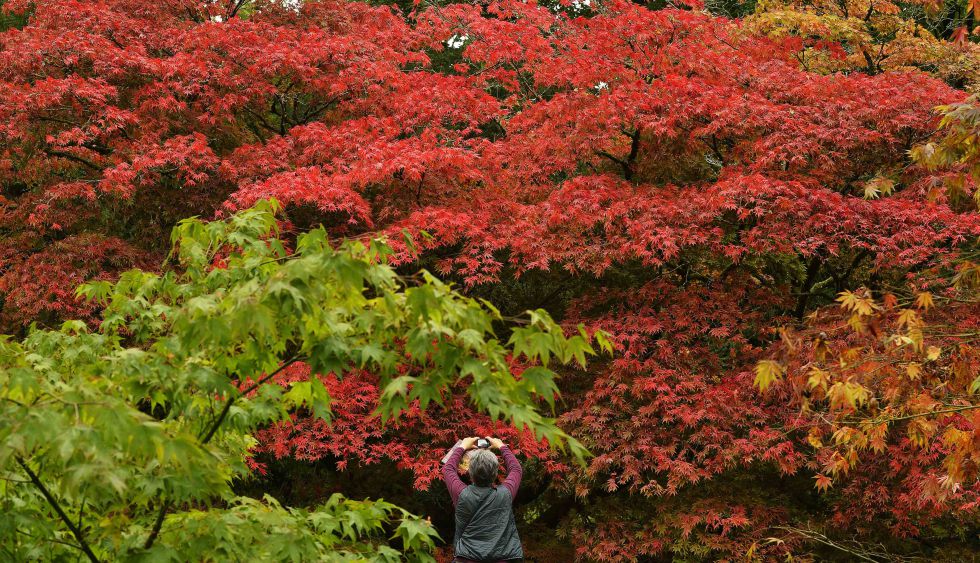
[951,26,970,46]
[814,473,833,492]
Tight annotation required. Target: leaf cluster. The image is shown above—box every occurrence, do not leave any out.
[0,200,607,561]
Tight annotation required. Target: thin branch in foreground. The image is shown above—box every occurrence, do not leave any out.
[16,456,100,563]
[776,525,923,562]
[143,354,305,550]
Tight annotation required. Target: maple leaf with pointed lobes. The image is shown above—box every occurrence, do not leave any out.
[915,292,935,311]
[755,360,786,392]
[814,474,833,492]
[952,26,970,46]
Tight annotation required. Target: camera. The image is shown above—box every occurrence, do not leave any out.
[475,438,491,449]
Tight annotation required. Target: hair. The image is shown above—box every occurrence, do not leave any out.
[467,449,499,487]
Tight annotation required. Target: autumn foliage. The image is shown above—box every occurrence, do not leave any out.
[1,0,979,559]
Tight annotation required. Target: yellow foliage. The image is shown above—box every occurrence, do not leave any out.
[865,423,888,453]
[837,289,876,316]
[832,426,868,449]
[908,327,924,352]
[827,379,870,411]
[807,428,824,448]
[906,362,922,380]
[915,292,935,311]
[896,308,920,329]
[907,418,937,448]
[754,360,786,391]
[807,366,830,391]
[862,176,894,199]
[745,0,959,78]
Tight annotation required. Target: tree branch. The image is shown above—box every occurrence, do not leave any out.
[42,148,101,171]
[201,354,304,444]
[873,404,980,424]
[16,456,100,563]
[595,150,626,167]
[596,127,642,181]
[143,354,305,550]
[141,500,171,551]
[227,0,248,18]
[794,255,823,320]
[624,127,642,181]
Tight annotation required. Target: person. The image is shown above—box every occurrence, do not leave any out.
[441,436,524,563]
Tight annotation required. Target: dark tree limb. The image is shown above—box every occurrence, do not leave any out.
[141,500,171,551]
[415,172,426,206]
[596,150,627,167]
[200,354,304,444]
[794,255,823,320]
[16,456,101,563]
[623,127,642,181]
[828,249,870,292]
[860,46,878,75]
[42,148,101,171]
[707,134,726,166]
[227,0,248,19]
[596,127,642,181]
[143,354,305,550]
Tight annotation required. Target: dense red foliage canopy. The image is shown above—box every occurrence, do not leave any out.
[2,0,978,558]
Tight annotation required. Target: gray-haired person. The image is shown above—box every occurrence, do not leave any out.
[441,436,523,563]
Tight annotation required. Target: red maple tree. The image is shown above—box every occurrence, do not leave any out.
[2,0,978,558]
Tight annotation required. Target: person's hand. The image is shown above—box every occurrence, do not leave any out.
[460,436,479,450]
[487,437,505,450]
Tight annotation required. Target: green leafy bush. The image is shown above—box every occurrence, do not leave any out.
[0,200,606,562]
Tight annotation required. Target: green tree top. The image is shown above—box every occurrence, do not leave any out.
[0,199,609,562]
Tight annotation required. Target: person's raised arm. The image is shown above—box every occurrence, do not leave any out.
[442,437,477,505]
[489,437,522,500]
